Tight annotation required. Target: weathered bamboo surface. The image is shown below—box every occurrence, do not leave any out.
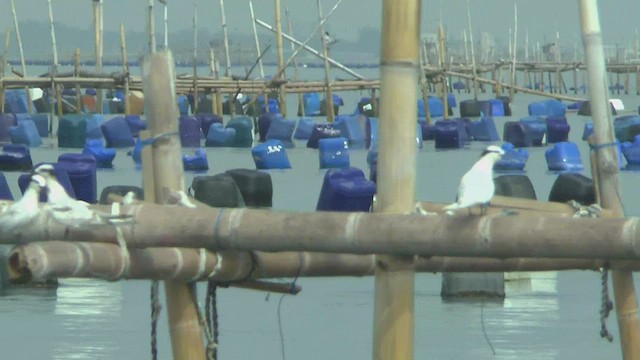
[10,241,640,284]
[4,201,640,261]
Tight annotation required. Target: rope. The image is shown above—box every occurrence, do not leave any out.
[567,200,602,219]
[141,131,181,147]
[588,141,619,152]
[205,281,220,360]
[150,280,162,360]
[600,262,615,342]
[113,226,131,280]
[480,302,496,355]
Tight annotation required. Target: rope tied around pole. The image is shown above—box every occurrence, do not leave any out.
[568,200,613,341]
[141,131,180,147]
[588,141,619,152]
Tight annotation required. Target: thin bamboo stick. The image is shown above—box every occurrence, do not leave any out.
[578,1,640,358]
[418,44,431,125]
[209,48,223,116]
[317,0,334,122]
[10,0,31,114]
[219,0,235,116]
[255,15,363,80]
[438,24,447,119]
[160,0,168,49]
[284,0,304,117]
[147,0,156,53]
[0,29,8,113]
[74,49,81,114]
[509,3,518,101]
[465,0,478,100]
[373,0,420,358]
[192,5,199,114]
[142,51,206,358]
[47,0,62,133]
[95,0,104,114]
[120,23,130,115]
[249,1,265,79]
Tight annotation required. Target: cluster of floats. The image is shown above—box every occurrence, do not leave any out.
[0,87,639,210]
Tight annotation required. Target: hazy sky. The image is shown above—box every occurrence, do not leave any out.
[1,0,638,47]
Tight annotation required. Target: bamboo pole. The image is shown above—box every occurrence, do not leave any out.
[15,241,640,283]
[255,16,364,80]
[10,0,31,114]
[249,1,265,79]
[142,51,206,359]
[192,5,199,114]
[284,0,305,117]
[275,0,288,117]
[94,0,104,114]
[418,44,431,125]
[219,0,235,116]
[148,0,156,53]
[0,29,8,113]
[373,0,419,358]
[47,0,62,136]
[209,48,223,116]
[509,3,518,101]
[120,23,130,115]
[160,0,168,49]
[74,49,82,114]
[465,0,478,100]
[317,0,334,122]
[579,1,640,359]
[437,24,447,120]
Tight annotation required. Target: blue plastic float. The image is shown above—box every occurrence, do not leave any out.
[333,115,367,149]
[494,142,529,172]
[205,123,236,147]
[0,172,12,200]
[479,99,505,116]
[452,81,466,90]
[307,124,341,149]
[179,115,202,147]
[258,112,281,142]
[265,117,296,148]
[302,93,322,116]
[125,115,147,137]
[129,137,143,165]
[435,119,469,149]
[183,148,209,171]
[546,116,570,143]
[293,118,315,140]
[86,114,105,140]
[177,95,190,116]
[196,113,222,138]
[16,113,48,138]
[57,153,98,203]
[621,135,640,169]
[419,120,436,141]
[316,167,376,212]
[467,116,500,141]
[3,89,31,114]
[582,122,593,140]
[226,116,254,147]
[318,137,350,169]
[545,142,584,172]
[543,99,567,116]
[614,115,640,142]
[0,113,16,143]
[101,116,134,148]
[0,144,32,171]
[83,139,116,168]
[10,120,42,147]
[459,99,481,117]
[251,139,291,170]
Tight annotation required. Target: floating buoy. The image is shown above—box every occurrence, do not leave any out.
[205,123,236,147]
[293,118,315,140]
[86,114,105,140]
[195,113,222,138]
[179,115,203,148]
[494,143,529,172]
[58,114,88,148]
[545,142,584,172]
[435,119,469,149]
[318,137,350,169]
[191,173,245,208]
[545,116,570,143]
[182,148,209,171]
[226,168,273,208]
[548,173,594,205]
[251,139,291,170]
[16,113,48,138]
[621,135,640,169]
[459,99,482,117]
[467,116,500,141]
[494,174,537,199]
[265,117,297,148]
[306,124,341,149]
[101,116,134,148]
[125,115,147,137]
[258,112,281,142]
[316,167,375,212]
[83,140,116,168]
[334,115,367,149]
[10,120,42,147]
[57,153,98,203]
[226,116,254,148]
[0,144,33,171]
[614,115,640,142]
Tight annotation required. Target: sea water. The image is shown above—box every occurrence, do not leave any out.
[0,64,638,359]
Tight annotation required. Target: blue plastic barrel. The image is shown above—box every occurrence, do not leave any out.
[205,123,236,147]
[0,113,17,143]
[621,135,640,168]
[251,139,291,169]
[179,115,202,147]
[318,137,350,169]
[226,116,254,147]
[258,112,281,142]
[10,120,42,147]
[494,142,529,172]
[435,119,467,149]
[265,117,296,148]
[83,139,116,168]
[468,117,500,141]
[0,144,32,171]
[546,116,570,143]
[57,153,98,203]
[316,167,376,212]
[196,113,222,137]
[101,116,134,148]
[307,125,341,149]
[545,142,584,172]
[125,115,147,137]
[302,93,322,116]
[333,115,367,149]
[293,118,315,140]
[183,148,209,171]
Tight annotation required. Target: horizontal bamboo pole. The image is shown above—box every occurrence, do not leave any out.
[4,203,640,261]
[12,241,640,284]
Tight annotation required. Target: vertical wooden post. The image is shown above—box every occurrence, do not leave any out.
[10,0,32,114]
[209,48,223,116]
[509,3,518,102]
[284,0,305,117]
[0,30,8,114]
[142,51,206,360]
[275,0,288,118]
[160,0,168,49]
[437,24,447,120]
[192,5,199,114]
[120,23,130,115]
[418,44,431,126]
[94,0,104,114]
[148,0,156,53]
[373,0,419,359]
[465,0,478,101]
[219,0,234,116]
[317,0,333,122]
[249,1,265,79]
[47,0,61,135]
[74,48,81,114]
[578,2,640,359]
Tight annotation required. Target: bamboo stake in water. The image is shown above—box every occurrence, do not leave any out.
[0,29,9,113]
[418,43,432,125]
[209,48,223,116]
[192,5,199,114]
[437,24,447,119]
[74,48,81,114]
[47,0,61,135]
[373,0,419,358]
[249,1,265,79]
[219,0,235,116]
[578,1,640,359]
[317,0,334,122]
[142,51,207,359]
[10,0,32,114]
[120,23,130,115]
[509,3,518,102]
[275,0,288,117]
[148,0,156,53]
[94,0,104,114]
[284,0,305,117]
[465,0,478,100]
[159,0,168,49]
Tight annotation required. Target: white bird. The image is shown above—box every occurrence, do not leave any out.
[323,31,337,47]
[122,191,137,206]
[34,164,132,226]
[0,175,46,236]
[443,145,505,215]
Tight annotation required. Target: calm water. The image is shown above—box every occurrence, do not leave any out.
[0,65,639,359]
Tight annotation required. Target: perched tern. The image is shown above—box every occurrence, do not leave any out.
[443,145,505,215]
[323,31,337,47]
[0,175,46,235]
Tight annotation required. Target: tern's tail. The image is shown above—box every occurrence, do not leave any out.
[442,203,460,211]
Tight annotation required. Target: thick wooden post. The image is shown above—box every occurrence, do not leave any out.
[142,51,206,359]
[317,0,334,122]
[373,0,420,359]
[578,1,640,359]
